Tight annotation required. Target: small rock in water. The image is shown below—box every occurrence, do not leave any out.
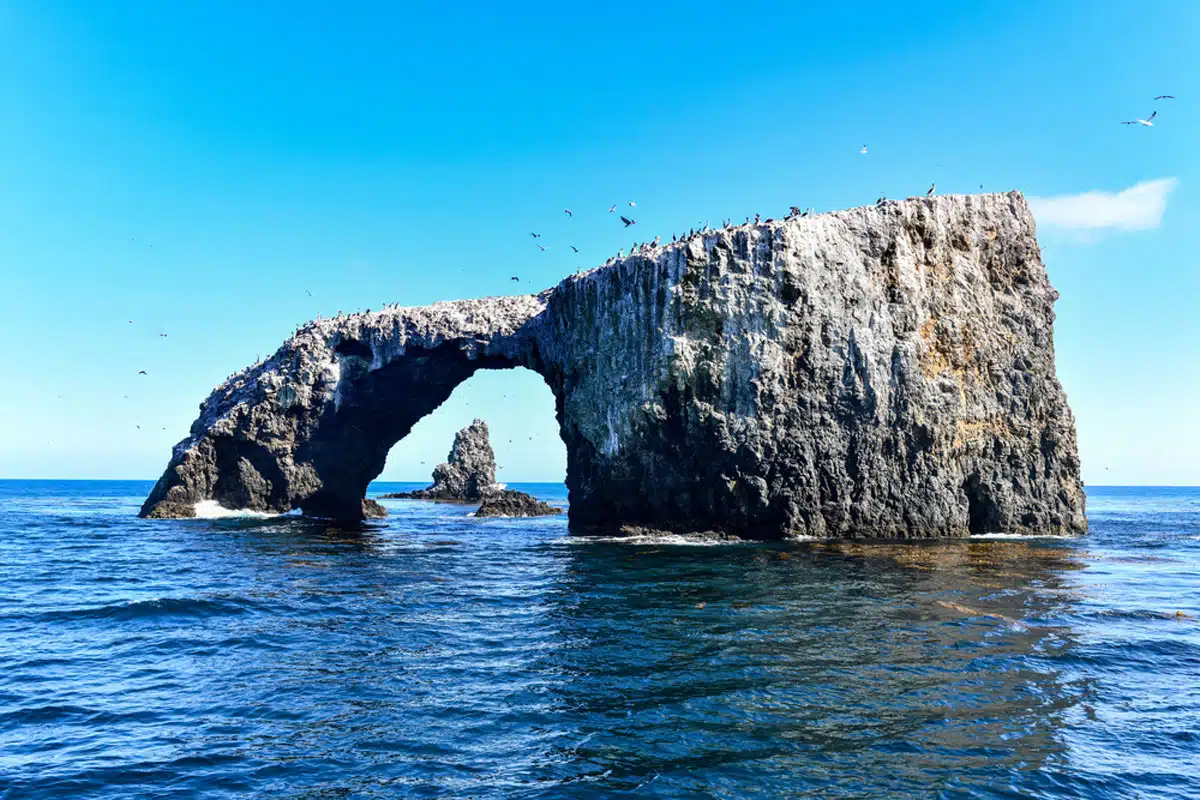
[475,489,561,518]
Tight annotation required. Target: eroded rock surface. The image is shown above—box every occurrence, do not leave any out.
[380,420,498,501]
[142,193,1086,538]
[475,490,561,518]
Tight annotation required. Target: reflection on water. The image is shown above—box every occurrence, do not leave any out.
[0,481,1197,799]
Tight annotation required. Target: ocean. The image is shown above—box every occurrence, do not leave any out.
[1,481,1197,798]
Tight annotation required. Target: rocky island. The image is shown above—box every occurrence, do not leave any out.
[379,419,498,501]
[140,193,1086,538]
[475,490,562,518]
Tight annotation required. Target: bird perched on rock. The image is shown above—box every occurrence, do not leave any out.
[1122,110,1158,126]
[620,216,637,227]
[789,206,801,217]
[927,182,936,196]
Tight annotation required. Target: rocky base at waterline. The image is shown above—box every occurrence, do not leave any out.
[380,420,498,501]
[474,490,562,518]
[140,193,1086,538]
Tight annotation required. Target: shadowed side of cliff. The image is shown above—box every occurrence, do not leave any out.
[141,193,1086,538]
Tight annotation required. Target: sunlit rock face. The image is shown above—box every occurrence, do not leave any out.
[380,419,499,501]
[141,193,1086,538]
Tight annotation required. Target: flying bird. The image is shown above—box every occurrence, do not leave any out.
[530,232,541,238]
[305,289,312,297]
[1154,95,1175,100]
[137,370,147,375]
[608,204,617,213]
[570,245,579,253]
[620,216,637,227]
[510,276,520,281]
[564,208,572,218]
[536,243,547,251]
[1122,111,1157,126]
[628,201,636,207]
[926,182,936,196]
[860,145,868,155]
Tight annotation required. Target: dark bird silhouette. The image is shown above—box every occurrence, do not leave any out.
[1154,95,1175,100]
[137,370,147,375]
[564,208,572,217]
[570,245,579,253]
[927,182,936,196]
[608,204,617,213]
[510,276,520,281]
[620,216,637,227]
[530,232,541,238]
[628,200,636,207]
[159,333,167,338]
[536,243,547,251]
[305,289,312,297]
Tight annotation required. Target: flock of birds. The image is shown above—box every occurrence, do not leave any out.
[112,93,1175,440]
[512,94,1176,281]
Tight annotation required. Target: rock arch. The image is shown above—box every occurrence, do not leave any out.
[142,194,1088,538]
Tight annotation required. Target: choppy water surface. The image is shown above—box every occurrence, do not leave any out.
[1,482,1198,798]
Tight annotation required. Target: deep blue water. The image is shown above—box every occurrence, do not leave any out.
[1,482,1198,799]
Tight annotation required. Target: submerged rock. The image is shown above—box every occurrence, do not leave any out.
[142,500,196,519]
[379,420,498,501]
[475,490,561,518]
[140,193,1086,539]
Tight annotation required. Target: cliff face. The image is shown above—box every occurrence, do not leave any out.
[141,193,1086,538]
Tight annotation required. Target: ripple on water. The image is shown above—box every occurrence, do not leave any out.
[0,481,1197,798]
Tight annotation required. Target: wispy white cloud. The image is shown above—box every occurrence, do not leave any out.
[1029,178,1177,231]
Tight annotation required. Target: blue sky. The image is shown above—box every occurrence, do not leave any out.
[0,1,1196,485]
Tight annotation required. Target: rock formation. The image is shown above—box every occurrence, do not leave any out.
[379,419,498,501]
[475,490,562,518]
[141,193,1087,538]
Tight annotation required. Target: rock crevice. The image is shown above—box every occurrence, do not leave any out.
[141,193,1087,538]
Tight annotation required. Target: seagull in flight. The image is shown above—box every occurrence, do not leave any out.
[1122,110,1157,126]
[608,204,617,213]
[564,208,572,218]
[620,216,637,227]
[536,243,547,251]
[860,145,868,155]
[628,201,636,207]
[530,232,541,238]
[305,289,312,297]
[510,276,520,281]
[570,245,579,253]
[1154,95,1175,100]
[137,370,147,375]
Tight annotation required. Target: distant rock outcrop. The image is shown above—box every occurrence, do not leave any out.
[379,420,498,501]
[475,489,561,518]
[140,193,1086,539]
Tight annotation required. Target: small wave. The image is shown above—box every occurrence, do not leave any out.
[38,596,257,622]
[193,501,279,519]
